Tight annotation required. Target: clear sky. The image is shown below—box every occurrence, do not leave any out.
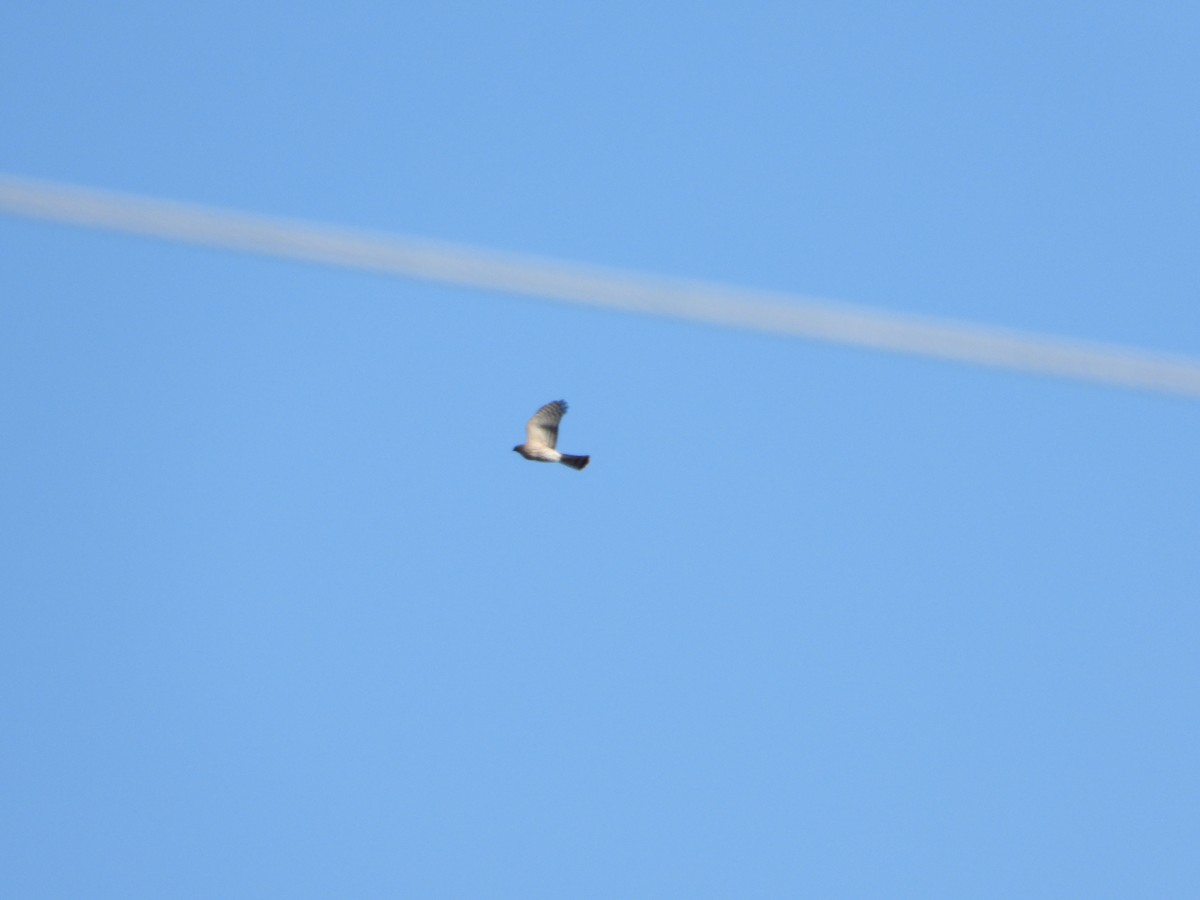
[2,3,1198,897]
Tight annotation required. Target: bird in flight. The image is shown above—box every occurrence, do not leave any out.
[513,400,590,470]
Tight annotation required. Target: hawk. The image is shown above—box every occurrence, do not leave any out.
[513,400,590,470]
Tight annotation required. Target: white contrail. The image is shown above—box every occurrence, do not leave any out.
[3,173,1199,397]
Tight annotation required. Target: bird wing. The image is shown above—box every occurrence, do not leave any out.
[525,400,567,449]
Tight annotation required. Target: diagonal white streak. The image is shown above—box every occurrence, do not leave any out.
[3,174,1199,397]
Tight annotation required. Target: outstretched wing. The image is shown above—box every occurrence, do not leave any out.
[525,400,567,449]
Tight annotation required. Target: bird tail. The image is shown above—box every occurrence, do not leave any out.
[559,454,590,471]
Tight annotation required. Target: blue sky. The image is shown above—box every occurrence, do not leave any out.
[2,3,1198,897]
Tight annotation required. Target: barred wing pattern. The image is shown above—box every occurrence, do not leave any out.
[525,400,567,450]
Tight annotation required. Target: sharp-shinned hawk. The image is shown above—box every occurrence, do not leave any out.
[513,400,590,470]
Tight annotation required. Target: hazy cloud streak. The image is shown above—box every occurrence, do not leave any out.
[3,174,1199,397]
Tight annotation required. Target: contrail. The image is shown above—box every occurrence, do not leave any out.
[3,174,1198,397]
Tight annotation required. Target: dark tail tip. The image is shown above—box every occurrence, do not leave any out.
[560,454,590,471]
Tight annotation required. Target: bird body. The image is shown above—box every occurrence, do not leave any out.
[513,400,590,470]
